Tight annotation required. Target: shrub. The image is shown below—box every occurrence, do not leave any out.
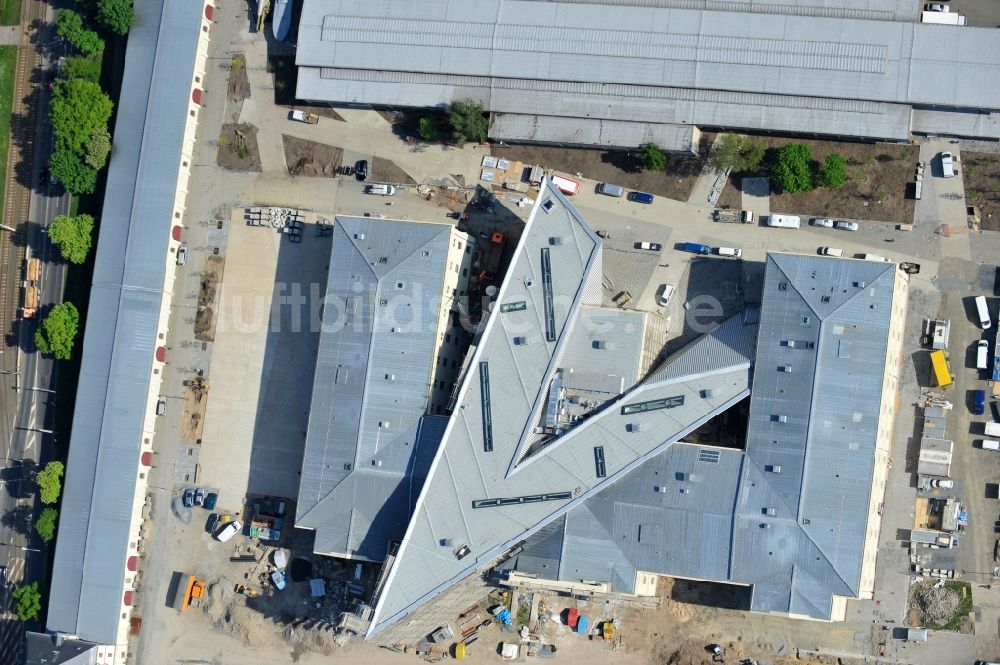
[35,303,80,361]
[639,143,668,171]
[771,143,813,193]
[48,214,96,264]
[446,99,488,144]
[819,153,847,189]
[417,116,439,141]
[37,461,65,504]
[12,582,42,622]
[35,508,58,543]
[708,133,766,173]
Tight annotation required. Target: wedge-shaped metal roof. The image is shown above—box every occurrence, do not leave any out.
[296,218,460,561]
[368,181,756,636]
[513,253,901,620]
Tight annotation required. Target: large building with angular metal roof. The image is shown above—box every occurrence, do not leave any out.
[295,217,472,562]
[360,184,907,640]
[507,253,908,622]
[295,0,1000,149]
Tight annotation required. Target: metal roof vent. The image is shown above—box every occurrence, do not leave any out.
[380,421,391,429]
[656,486,668,493]
[372,459,383,467]
[355,233,365,240]
[680,488,691,495]
[440,538,453,547]
[760,523,771,529]
[593,340,608,350]
[778,282,788,291]
[549,236,562,246]
[700,389,714,398]
[514,336,527,345]
[766,464,782,474]
[385,374,396,381]
[854,281,866,288]
[764,507,777,516]
[779,365,792,373]
[772,414,788,423]
[628,423,642,433]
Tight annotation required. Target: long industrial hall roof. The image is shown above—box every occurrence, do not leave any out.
[295,0,1000,144]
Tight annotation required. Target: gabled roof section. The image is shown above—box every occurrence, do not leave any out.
[296,218,459,560]
[742,253,897,597]
[367,192,758,636]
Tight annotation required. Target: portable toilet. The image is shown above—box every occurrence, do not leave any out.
[577,615,589,634]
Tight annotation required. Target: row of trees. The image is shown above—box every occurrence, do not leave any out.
[49,3,132,194]
[9,1,136,628]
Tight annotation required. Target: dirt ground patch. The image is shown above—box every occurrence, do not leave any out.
[227,54,250,102]
[960,152,1000,231]
[217,124,262,172]
[718,138,918,224]
[195,255,225,342]
[180,377,208,442]
[492,139,713,202]
[281,135,344,177]
[371,156,417,185]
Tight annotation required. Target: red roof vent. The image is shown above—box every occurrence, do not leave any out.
[172,225,182,241]
[127,555,138,572]
[123,590,134,606]
[192,88,202,105]
[155,347,166,363]
[140,452,152,467]
[205,4,214,20]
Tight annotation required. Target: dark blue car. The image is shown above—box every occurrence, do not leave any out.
[682,242,712,255]
[973,389,986,416]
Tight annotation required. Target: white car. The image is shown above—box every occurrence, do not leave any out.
[176,245,188,266]
[810,218,834,228]
[940,152,955,178]
[215,520,243,542]
[656,284,675,307]
[819,247,844,257]
[834,221,859,231]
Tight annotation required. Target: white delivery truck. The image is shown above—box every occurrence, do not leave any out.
[984,421,1000,438]
[366,184,396,196]
[975,295,992,329]
[766,214,800,229]
[982,439,1000,451]
[977,340,991,370]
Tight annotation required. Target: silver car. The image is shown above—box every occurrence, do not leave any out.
[810,218,834,228]
[834,220,859,231]
[176,245,188,266]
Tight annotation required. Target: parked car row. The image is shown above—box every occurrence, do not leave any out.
[182,487,217,510]
[596,181,655,204]
[680,241,742,258]
[810,218,859,231]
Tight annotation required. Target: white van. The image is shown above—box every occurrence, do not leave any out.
[975,295,992,330]
[216,520,243,542]
[861,254,888,262]
[716,247,743,258]
[940,152,955,178]
[977,340,991,370]
[366,184,396,196]
[982,440,1000,451]
[766,214,800,229]
[819,247,844,257]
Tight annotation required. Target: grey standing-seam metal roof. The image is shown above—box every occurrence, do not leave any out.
[295,0,1000,142]
[296,218,463,561]
[368,180,758,636]
[489,115,697,153]
[514,253,902,620]
[25,632,99,665]
[45,0,205,646]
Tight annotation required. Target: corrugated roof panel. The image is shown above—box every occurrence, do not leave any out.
[45,0,205,645]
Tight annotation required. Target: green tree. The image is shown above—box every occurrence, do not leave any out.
[96,0,136,35]
[84,127,112,170]
[35,303,80,361]
[417,116,439,141]
[771,143,814,193]
[639,143,668,171]
[50,78,114,155]
[34,508,58,543]
[49,148,98,195]
[59,55,102,83]
[36,461,65,504]
[12,582,42,622]
[708,133,766,173]
[48,214,95,264]
[819,153,847,189]
[445,99,488,144]
[55,10,104,58]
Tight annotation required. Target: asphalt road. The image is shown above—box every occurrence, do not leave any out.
[0,1,69,661]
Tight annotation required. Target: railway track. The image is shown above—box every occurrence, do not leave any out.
[0,0,43,377]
